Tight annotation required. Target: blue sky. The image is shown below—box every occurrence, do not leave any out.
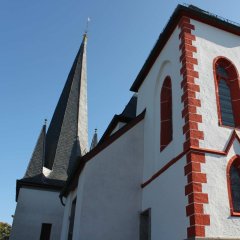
[1,0,240,224]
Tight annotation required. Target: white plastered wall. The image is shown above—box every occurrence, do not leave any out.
[136,25,188,239]
[203,141,240,238]
[60,172,86,240]
[142,155,188,239]
[136,26,184,182]
[10,188,64,240]
[192,19,240,150]
[192,19,240,238]
[60,188,78,240]
[64,121,144,240]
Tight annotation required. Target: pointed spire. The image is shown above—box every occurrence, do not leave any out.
[43,34,88,180]
[24,121,46,178]
[90,129,98,150]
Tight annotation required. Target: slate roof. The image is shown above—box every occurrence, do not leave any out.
[98,94,137,145]
[24,124,46,178]
[17,34,88,196]
[44,51,81,170]
[45,34,88,179]
[121,94,137,119]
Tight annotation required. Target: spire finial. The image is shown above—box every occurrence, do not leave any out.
[44,119,47,126]
[84,17,91,35]
[95,128,97,133]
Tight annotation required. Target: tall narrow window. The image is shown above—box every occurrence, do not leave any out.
[227,157,240,215]
[214,57,240,128]
[218,79,234,126]
[140,209,151,240]
[40,223,52,240]
[160,76,172,151]
[68,198,77,240]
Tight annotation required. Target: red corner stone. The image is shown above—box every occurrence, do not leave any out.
[183,121,199,134]
[187,172,207,184]
[184,162,201,176]
[187,225,205,238]
[186,203,204,216]
[187,152,205,163]
[188,192,208,204]
[190,214,210,226]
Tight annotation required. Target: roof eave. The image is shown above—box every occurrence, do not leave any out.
[98,114,133,145]
[16,178,64,202]
[130,4,240,92]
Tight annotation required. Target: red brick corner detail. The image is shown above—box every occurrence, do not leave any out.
[178,17,210,239]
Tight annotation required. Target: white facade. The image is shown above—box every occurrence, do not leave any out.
[137,26,184,181]
[203,145,240,238]
[193,19,240,150]
[136,25,189,239]
[10,188,64,240]
[192,19,240,238]
[61,121,144,240]
[142,155,188,239]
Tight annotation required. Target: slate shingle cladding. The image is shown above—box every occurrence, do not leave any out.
[121,94,137,119]
[18,35,88,193]
[24,124,46,178]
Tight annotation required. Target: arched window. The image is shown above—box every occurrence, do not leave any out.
[214,57,240,128]
[227,156,240,215]
[160,76,172,151]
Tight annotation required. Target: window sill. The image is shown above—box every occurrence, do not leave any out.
[231,211,240,217]
[219,123,240,131]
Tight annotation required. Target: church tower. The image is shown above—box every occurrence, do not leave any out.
[10,34,88,240]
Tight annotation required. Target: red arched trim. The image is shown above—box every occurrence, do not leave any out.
[226,155,240,216]
[160,76,172,151]
[213,56,240,128]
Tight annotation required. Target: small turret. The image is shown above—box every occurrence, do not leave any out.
[90,129,98,150]
[24,120,46,178]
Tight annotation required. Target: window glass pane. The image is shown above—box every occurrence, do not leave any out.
[219,80,235,127]
[140,209,151,240]
[68,198,77,240]
[160,77,172,151]
[230,165,240,212]
[217,65,228,78]
[40,223,52,240]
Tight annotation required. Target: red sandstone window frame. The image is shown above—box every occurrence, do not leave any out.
[213,56,240,128]
[226,155,240,217]
[160,76,173,151]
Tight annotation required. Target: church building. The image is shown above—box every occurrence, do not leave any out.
[10,4,240,240]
